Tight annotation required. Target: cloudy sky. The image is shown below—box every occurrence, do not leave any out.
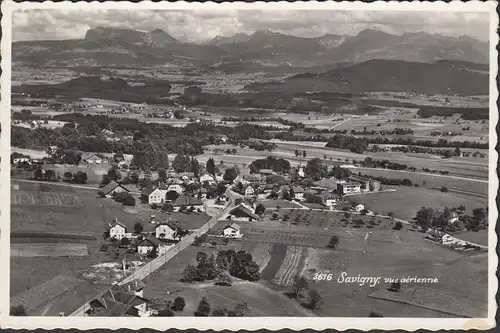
[12,9,490,43]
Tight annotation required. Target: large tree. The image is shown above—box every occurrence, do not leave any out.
[206,158,216,176]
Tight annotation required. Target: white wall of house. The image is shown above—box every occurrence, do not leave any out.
[294,192,304,200]
[223,228,240,238]
[137,245,154,255]
[325,199,338,207]
[110,225,127,240]
[149,189,167,205]
[355,204,365,212]
[199,174,215,183]
[167,185,184,194]
[155,225,176,240]
[245,187,255,196]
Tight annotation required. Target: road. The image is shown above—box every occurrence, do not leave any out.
[329,117,353,130]
[69,187,237,316]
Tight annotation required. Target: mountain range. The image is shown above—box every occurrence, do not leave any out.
[12,27,489,69]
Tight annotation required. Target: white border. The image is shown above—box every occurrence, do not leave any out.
[0,0,497,330]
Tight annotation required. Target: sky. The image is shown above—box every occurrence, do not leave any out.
[12,9,490,43]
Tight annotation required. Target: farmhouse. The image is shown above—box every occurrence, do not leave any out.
[228,204,259,222]
[92,285,149,317]
[292,186,305,200]
[101,181,130,197]
[427,230,455,245]
[167,184,184,194]
[349,175,381,192]
[148,188,167,206]
[136,235,162,255]
[155,222,178,241]
[322,193,341,208]
[199,173,215,184]
[337,182,362,195]
[172,196,204,212]
[120,279,146,298]
[244,185,255,197]
[223,223,242,238]
[108,221,130,240]
[84,154,104,164]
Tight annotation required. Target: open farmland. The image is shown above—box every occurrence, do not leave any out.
[11,243,89,257]
[347,186,487,221]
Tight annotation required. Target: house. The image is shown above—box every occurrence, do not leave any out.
[155,222,178,241]
[355,204,365,212]
[349,175,381,192]
[108,220,130,240]
[136,235,162,255]
[292,186,305,200]
[167,184,184,195]
[119,279,146,298]
[322,193,340,208]
[101,181,130,197]
[427,229,455,245]
[13,157,31,164]
[148,188,167,206]
[141,185,155,201]
[244,185,255,197]
[227,204,259,222]
[93,285,149,317]
[84,154,104,164]
[223,223,242,238]
[448,212,459,224]
[172,196,204,212]
[337,182,361,195]
[199,173,215,184]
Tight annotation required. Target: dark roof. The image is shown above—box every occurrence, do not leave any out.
[158,182,168,190]
[136,234,162,247]
[225,223,241,231]
[119,279,146,293]
[339,181,361,187]
[172,196,203,207]
[101,181,129,195]
[229,204,259,220]
[141,185,155,197]
[293,186,305,193]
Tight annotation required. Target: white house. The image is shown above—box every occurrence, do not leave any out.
[136,235,161,255]
[108,221,131,240]
[101,181,130,198]
[292,186,305,200]
[448,212,459,224]
[337,182,362,195]
[155,222,177,241]
[323,194,340,208]
[167,184,184,194]
[84,154,104,164]
[442,234,455,245]
[199,173,215,184]
[223,223,242,238]
[227,204,259,222]
[355,204,365,212]
[244,185,255,197]
[148,188,167,206]
[13,157,31,164]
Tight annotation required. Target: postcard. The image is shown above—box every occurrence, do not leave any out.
[1,0,497,330]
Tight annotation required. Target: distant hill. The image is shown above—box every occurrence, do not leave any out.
[12,27,489,68]
[245,59,489,95]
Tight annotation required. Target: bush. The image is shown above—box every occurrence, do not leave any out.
[122,194,136,206]
[97,190,105,198]
[172,297,186,312]
[326,235,339,249]
[440,186,449,193]
[194,297,211,316]
[393,221,403,230]
[156,308,175,317]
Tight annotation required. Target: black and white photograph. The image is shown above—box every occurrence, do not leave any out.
[2,0,497,330]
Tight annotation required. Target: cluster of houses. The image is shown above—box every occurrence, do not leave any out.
[107,216,184,257]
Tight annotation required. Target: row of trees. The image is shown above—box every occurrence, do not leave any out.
[414,205,488,232]
[195,297,250,317]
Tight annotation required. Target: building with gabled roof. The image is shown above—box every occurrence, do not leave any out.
[172,196,204,212]
[227,204,259,222]
[223,223,242,238]
[101,181,130,197]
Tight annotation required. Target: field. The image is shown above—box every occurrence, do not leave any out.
[141,243,310,316]
[11,243,89,257]
[12,190,82,207]
[352,167,488,195]
[347,186,488,221]
[261,199,303,209]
